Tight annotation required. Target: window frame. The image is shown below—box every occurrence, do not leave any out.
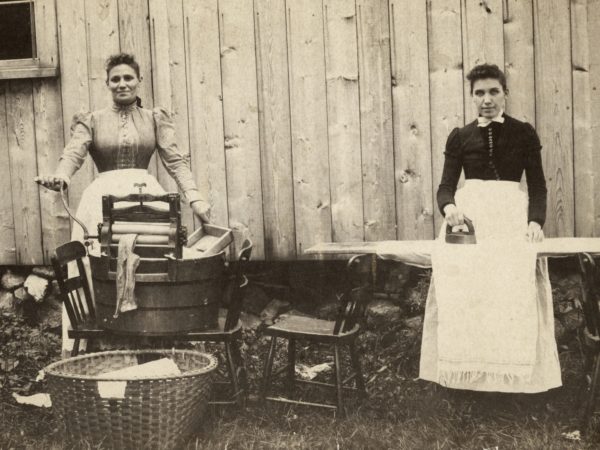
[0,0,58,80]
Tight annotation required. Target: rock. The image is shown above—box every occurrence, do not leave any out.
[32,266,55,280]
[14,287,31,302]
[0,290,16,312]
[242,284,271,316]
[381,329,401,348]
[240,311,262,330]
[383,263,411,293]
[285,309,311,317]
[37,295,63,329]
[1,270,25,291]
[315,296,341,320]
[554,319,567,343]
[260,298,291,325]
[404,315,423,331]
[24,274,50,302]
[562,309,584,332]
[51,279,61,296]
[367,299,402,320]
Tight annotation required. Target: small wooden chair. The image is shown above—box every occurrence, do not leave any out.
[260,254,372,416]
[186,239,253,406]
[577,252,600,432]
[51,239,253,407]
[51,240,103,356]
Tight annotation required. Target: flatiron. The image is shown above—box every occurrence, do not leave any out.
[445,217,477,244]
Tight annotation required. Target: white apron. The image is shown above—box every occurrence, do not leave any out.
[419,180,561,392]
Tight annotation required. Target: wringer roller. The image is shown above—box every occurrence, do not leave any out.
[89,186,234,335]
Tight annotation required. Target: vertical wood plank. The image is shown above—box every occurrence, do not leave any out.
[571,0,594,236]
[33,80,69,262]
[35,0,59,68]
[0,84,17,264]
[428,0,465,231]
[533,0,574,237]
[118,0,159,178]
[589,0,600,235]
[255,0,296,258]
[390,0,434,239]
[6,81,44,264]
[286,0,332,255]
[85,0,120,110]
[118,0,154,108]
[34,0,69,261]
[356,0,396,241]
[183,0,229,229]
[323,0,363,242]
[503,0,534,194]
[56,0,93,222]
[503,0,535,123]
[219,0,265,258]
[149,0,194,230]
[461,0,505,121]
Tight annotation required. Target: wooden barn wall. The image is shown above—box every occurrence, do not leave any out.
[1,0,599,264]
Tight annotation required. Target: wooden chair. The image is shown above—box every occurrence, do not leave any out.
[51,240,102,356]
[51,238,253,407]
[260,254,372,416]
[186,239,253,406]
[577,252,600,433]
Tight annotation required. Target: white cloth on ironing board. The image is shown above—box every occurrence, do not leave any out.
[419,180,561,392]
[62,169,166,355]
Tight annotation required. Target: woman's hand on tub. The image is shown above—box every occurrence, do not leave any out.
[34,175,68,192]
[191,199,212,224]
[443,203,464,227]
[526,221,544,243]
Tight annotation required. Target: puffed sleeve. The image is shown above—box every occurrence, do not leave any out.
[436,127,462,216]
[523,123,547,227]
[55,112,93,184]
[153,107,202,204]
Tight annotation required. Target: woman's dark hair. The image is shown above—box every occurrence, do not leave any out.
[105,53,141,81]
[466,63,507,94]
[105,53,142,107]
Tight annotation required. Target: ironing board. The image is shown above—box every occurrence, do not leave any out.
[305,237,600,266]
[306,237,600,430]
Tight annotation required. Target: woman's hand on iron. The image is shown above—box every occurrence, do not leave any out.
[443,204,464,227]
[526,221,544,243]
[191,199,211,223]
[34,175,67,192]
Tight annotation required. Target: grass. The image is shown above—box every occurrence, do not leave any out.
[2,262,600,449]
[2,330,599,449]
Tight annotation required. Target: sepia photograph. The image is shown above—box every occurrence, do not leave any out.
[1,0,600,448]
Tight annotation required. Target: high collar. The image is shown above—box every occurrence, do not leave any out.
[477,110,505,127]
[111,101,137,113]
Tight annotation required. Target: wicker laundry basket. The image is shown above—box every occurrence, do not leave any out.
[44,349,217,450]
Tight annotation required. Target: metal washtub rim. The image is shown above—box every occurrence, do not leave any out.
[44,349,218,382]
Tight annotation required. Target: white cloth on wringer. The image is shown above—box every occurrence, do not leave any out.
[419,180,561,392]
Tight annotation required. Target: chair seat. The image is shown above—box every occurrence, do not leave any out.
[68,320,105,338]
[266,314,359,339]
[185,319,242,339]
[68,317,242,340]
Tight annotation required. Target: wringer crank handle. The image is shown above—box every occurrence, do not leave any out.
[59,184,98,252]
[134,182,147,205]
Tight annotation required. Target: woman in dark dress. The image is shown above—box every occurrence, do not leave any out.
[419,64,560,392]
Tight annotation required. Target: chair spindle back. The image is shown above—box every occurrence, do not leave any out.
[51,241,96,330]
[224,239,253,332]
